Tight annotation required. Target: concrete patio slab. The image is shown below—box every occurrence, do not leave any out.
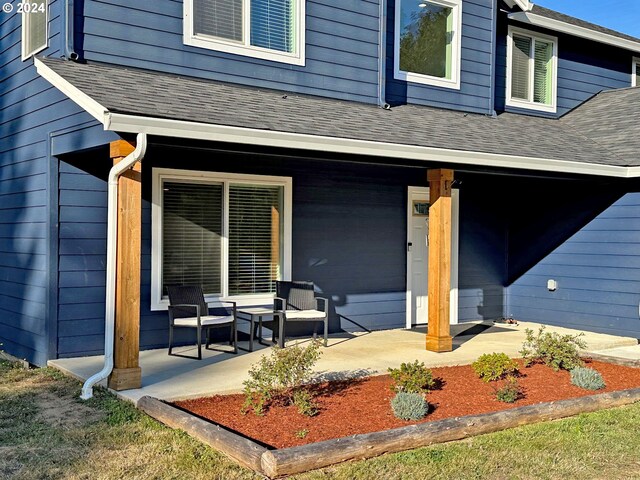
[49,321,638,406]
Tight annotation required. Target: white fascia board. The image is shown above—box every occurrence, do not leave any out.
[104,112,629,178]
[34,57,109,123]
[504,0,533,11]
[509,12,640,54]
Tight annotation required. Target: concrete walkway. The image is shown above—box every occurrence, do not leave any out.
[49,321,638,405]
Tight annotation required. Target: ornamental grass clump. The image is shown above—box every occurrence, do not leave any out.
[520,326,586,371]
[241,340,322,416]
[388,360,435,394]
[472,353,519,383]
[391,392,430,421]
[570,366,606,390]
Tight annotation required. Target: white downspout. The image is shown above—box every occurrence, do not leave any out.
[80,133,148,400]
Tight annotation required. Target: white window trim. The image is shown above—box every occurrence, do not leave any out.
[21,1,49,61]
[183,0,305,66]
[393,0,462,90]
[151,168,293,311]
[506,26,558,114]
[633,57,639,87]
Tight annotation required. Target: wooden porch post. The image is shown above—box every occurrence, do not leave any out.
[426,168,454,353]
[108,139,142,390]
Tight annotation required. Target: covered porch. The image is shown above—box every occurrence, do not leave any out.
[49,321,637,405]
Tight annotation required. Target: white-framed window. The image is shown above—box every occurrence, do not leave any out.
[633,57,639,87]
[151,168,293,310]
[506,26,558,113]
[183,0,305,66]
[394,0,462,90]
[21,0,48,60]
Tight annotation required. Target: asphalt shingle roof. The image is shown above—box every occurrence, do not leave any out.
[529,5,640,44]
[39,57,639,169]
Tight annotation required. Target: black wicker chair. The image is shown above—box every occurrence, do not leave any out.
[167,285,237,359]
[273,281,328,348]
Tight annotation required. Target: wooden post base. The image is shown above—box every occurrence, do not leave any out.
[108,366,142,391]
[425,334,453,353]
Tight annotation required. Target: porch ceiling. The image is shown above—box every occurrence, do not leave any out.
[35,57,640,177]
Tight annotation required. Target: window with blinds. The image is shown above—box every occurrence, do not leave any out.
[162,182,223,297]
[507,29,557,112]
[228,184,284,295]
[187,0,302,63]
[22,1,48,59]
[153,171,290,307]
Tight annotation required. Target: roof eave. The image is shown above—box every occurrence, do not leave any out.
[504,0,533,12]
[508,11,640,54]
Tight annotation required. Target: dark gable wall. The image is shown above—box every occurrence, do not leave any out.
[495,13,632,117]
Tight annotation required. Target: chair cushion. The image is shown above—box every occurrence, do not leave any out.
[284,309,326,320]
[173,315,234,327]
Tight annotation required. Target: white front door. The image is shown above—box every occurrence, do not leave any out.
[406,186,459,328]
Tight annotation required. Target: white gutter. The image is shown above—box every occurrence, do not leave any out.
[508,11,640,54]
[105,112,630,178]
[80,133,147,401]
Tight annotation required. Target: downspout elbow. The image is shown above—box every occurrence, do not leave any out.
[80,133,147,400]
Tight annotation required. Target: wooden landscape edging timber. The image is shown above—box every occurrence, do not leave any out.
[138,387,640,478]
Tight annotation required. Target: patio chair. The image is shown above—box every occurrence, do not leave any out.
[167,285,238,359]
[274,280,329,348]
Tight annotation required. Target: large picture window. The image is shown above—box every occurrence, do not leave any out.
[394,0,461,89]
[152,169,292,309]
[184,0,305,65]
[21,0,48,60]
[507,27,558,113]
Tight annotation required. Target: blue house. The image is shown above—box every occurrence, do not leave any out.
[1,0,639,390]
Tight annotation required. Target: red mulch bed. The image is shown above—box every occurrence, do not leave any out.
[174,360,640,449]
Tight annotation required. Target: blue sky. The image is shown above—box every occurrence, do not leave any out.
[534,0,640,38]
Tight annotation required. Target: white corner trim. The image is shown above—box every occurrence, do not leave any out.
[105,112,630,177]
[633,57,639,87]
[509,11,640,54]
[34,58,109,122]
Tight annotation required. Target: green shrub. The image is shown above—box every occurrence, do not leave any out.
[472,353,519,383]
[495,376,523,403]
[292,389,319,417]
[390,392,429,420]
[570,366,606,390]
[241,341,322,415]
[388,360,435,394]
[519,326,586,371]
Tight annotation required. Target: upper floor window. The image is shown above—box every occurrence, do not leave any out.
[21,1,48,60]
[633,57,639,87]
[184,0,305,66]
[394,0,462,89]
[507,27,558,113]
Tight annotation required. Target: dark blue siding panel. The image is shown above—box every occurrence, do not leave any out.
[0,0,113,364]
[78,0,380,104]
[496,16,632,117]
[386,0,494,114]
[509,193,640,339]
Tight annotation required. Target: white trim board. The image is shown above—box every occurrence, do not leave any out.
[508,11,640,55]
[34,57,640,179]
[405,187,459,329]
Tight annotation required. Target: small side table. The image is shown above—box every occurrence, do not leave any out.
[237,307,275,352]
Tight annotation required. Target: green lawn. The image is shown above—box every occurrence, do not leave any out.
[1,360,640,480]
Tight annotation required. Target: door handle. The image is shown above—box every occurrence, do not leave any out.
[407,242,413,252]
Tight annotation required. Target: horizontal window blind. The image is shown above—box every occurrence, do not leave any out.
[23,1,47,56]
[194,0,243,42]
[228,184,284,295]
[250,0,294,53]
[511,35,531,101]
[162,182,223,296]
[533,40,553,105]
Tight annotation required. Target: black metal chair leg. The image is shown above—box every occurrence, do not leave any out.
[324,319,328,347]
[278,314,286,348]
[168,324,174,356]
[197,326,202,360]
[233,320,238,354]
